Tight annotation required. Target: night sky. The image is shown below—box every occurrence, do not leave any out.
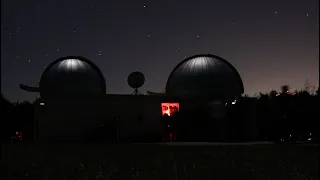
[1,0,319,102]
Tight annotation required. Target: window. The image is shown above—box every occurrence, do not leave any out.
[161,103,179,116]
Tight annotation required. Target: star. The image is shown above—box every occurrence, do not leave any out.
[1,0,318,102]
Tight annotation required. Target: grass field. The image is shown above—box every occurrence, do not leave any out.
[1,142,318,180]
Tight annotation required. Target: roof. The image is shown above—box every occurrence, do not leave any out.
[39,56,106,98]
[166,54,244,100]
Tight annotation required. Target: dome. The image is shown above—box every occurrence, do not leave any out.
[39,56,106,98]
[166,54,244,100]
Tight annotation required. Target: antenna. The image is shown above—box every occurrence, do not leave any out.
[127,71,145,95]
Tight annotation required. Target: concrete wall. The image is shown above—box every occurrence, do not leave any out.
[34,94,165,142]
[226,97,259,141]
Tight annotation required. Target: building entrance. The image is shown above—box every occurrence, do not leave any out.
[161,103,180,142]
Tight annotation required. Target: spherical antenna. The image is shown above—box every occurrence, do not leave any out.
[127,71,145,95]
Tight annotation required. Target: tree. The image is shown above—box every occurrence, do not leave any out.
[281,85,289,94]
[303,78,312,93]
[269,90,278,98]
[1,94,14,143]
[298,91,310,97]
[14,101,34,129]
[259,92,268,100]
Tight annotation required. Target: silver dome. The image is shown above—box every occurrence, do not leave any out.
[39,56,106,98]
[166,54,244,100]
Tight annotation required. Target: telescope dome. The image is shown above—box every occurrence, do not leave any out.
[39,56,106,98]
[166,54,244,100]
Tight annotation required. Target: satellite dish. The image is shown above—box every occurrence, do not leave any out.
[127,71,145,95]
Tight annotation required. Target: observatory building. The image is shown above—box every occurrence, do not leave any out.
[21,54,256,142]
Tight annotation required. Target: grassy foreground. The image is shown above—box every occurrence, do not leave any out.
[1,142,318,180]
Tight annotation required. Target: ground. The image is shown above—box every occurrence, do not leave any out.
[1,142,318,180]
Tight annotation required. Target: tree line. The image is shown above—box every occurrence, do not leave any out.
[0,85,319,143]
[254,85,319,142]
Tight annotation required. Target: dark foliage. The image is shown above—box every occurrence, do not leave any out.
[1,95,14,143]
[1,88,319,144]
[1,95,34,144]
[1,143,318,180]
[281,85,289,94]
[255,91,319,142]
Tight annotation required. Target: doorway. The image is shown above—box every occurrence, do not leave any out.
[161,102,180,142]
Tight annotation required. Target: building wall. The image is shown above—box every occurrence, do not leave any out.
[34,94,165,142]
[33,94,259,142]
[226,97,259,141]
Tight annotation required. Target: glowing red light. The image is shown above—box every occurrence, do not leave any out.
[161,103,179,116]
